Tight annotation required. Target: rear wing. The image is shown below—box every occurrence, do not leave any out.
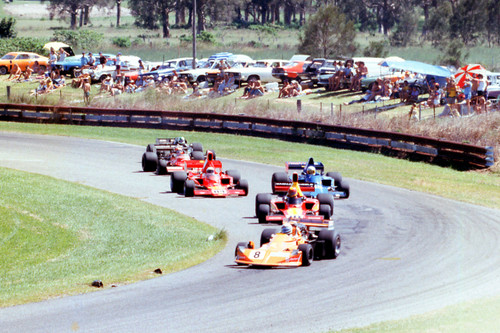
[183,159,206,171]
[274,182,315,194]
[285,160,325,173]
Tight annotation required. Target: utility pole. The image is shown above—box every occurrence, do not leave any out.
[192,0,197,69]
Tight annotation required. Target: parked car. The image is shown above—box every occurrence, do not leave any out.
[53,53,114,77]
[225,59,289,84]
[271,54,312,83]
[137,57,196,82]
[85,55,142,82]
[0,52,49,75]
[205,54,254,84]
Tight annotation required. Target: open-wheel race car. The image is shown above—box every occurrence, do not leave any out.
[141,137,205,174]
[255,173,334,224]
[234,219,341,267]
[170,151,249,197]
[271,157,350,200]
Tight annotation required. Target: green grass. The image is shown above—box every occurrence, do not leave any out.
[0,167,225,307]
[332,295,500,333]
[0,122,498,209]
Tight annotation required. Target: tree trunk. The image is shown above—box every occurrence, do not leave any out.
[284,4,292,25]
[197,0,206,33]
[83,5,89,25]
[116,0,121,27]
[70,5,78,30]
[161,8,170,38]
[79,9,83,27]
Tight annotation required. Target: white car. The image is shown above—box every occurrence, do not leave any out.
[226,59,290,84]
[85,55,142,81]
[180,54,254,84]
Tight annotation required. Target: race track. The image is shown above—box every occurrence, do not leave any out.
[0,132,499,332]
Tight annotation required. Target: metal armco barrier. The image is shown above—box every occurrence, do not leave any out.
[0,103,495,169]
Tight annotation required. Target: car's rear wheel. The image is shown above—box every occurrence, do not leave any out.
[326,172,343,187]
[142,152,158,172]
[257,204,270,224]
[184,179,195,197]
[146,143,156,153]
[298,243,313,266]
[0,66,8,75]
[271,172,289,194]
[191,142,203,152]
[191,151,204,161]
[255,193,272,216]
[317,193,334,215]
[260,228,278,247]
[170,171,187,193]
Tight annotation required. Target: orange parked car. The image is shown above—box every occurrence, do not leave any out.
[0,52,49,75]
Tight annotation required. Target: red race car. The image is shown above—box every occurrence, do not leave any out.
[170,151,249,197]
[255,173,333,224]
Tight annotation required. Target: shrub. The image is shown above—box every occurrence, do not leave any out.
[112,36,131,48]
[52,30,104,50]
[198,31,216,44]
[363,40,389,58]
[0,37,46,56]
[0,17,16,38]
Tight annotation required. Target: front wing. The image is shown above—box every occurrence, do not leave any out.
[235,247,302,267]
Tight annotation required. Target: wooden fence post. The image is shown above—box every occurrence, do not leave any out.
[6,86,10,100]
[297,100,302,113]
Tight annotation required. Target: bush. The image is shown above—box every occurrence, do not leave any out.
[52,30,104,50]
[363,40,388,58]
[112,37,131,48]
[198,31,216,44]
[0,17,16,38]
[0,37,46,56]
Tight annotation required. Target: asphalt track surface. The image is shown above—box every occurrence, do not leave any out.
[0,132,499,332]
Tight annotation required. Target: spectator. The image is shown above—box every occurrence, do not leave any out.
[82,77,91,104]
[115,52,122,76]
[279,80,291,98]
[99,52,107,69]
[400,81,410,103]
[58,47,69,62]
[80,52,88,69]
[48,47,57,72]
[407,86,420,104]
[87,52,96,68]
[445,77,458,105]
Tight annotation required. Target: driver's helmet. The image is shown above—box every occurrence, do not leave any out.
[306,166,316,175]
[287,187,298,198]
[281,224,292,235]
[176,137,186,145]
[206,167,215,174]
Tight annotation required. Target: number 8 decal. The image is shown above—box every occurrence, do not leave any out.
[253,251,261,258]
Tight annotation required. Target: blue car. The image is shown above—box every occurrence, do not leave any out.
[271,157,350,200]
[53,53,115,77]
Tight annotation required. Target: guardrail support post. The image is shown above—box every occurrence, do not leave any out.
[297,100,302,114]
[6,86,10,101]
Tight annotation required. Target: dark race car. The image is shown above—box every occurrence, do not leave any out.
[141,137,204,175]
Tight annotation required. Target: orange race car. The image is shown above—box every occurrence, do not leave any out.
[170,151,249,197]
[235,221,341,267]
[0,52,49,75]
[255,173,334,224]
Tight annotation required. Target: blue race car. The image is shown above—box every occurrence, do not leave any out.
[271,157,350,200]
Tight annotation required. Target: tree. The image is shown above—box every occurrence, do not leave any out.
[298,5,357,58]
[128,0,175,38]
[449,0,487,45]
[0,17,17,38]
[389,7,418,46]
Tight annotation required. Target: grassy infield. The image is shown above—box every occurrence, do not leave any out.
[1,2,499,331]
[0,122,499,332]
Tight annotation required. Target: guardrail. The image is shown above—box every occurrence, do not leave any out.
[0,103,495,169]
